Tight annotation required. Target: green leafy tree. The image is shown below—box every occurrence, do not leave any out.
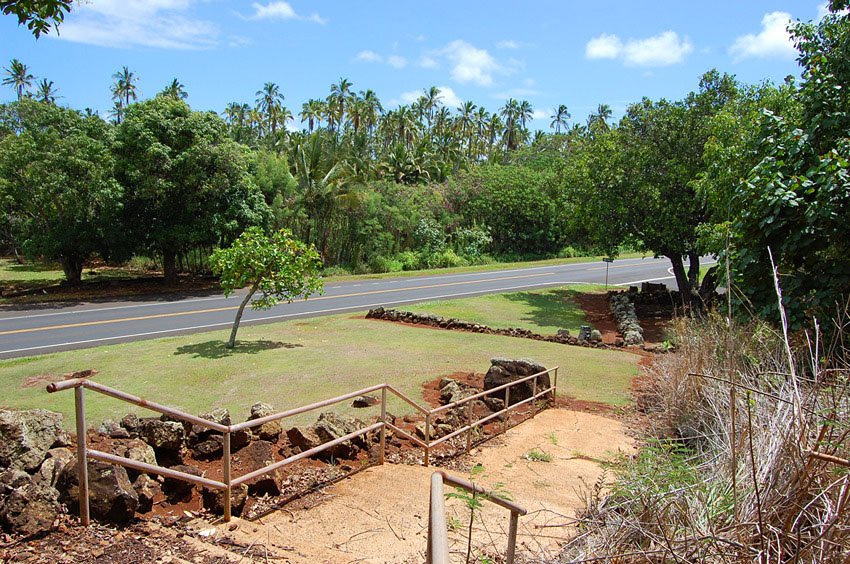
[0,99,121,283]
[1,0,72,37]
[211,227,323,348]
[114,96,271,284]
[729,6,850,326]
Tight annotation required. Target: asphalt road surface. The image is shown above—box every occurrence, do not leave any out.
[0,256,711,359]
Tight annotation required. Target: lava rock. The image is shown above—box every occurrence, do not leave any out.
[201,483,248,516]
[34,447,75,488]
[0,481,61,536]
[138,419,185,452]
[351,395,380,408]
[133,474,161,513]
[0,409,69,472]
[483,358,551,405]
[57,459,138,524]
[162,465,203,502]
[286,426,321,454]
[233,440,281,495]
[248,403,281,443]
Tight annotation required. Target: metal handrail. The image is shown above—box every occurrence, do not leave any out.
[427,470,527,564]
[47,366,558,525]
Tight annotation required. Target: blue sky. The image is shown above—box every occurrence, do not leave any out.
[0,1,827,129]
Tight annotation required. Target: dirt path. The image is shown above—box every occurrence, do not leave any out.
[207,409,634,563]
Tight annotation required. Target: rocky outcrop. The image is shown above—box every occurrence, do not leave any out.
[0,409,69,472]
[366,307,612,348]
[483,358,551,405]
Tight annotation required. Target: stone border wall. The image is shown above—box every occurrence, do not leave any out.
[366,307,613,349]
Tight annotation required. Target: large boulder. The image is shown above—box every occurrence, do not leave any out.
[314,412,366,459]
[109,439,157,480]
[0,409,69,472]
[201,483,249,516]
[138,419,185,452]
[34,447,75,488]
[0,479,61,536]
[483,358,551,405]
[232,440,282,495]
[57,459,138,524]
[286,426,321,454]
[190,408,231,443]
[439,379,470,405]
[248,403,282,443]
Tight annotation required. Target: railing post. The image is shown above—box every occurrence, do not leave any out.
[223,430,232,522]
[466,400,473,452]
[531,375,538,418]
[553,368,558,401]
[506,510,519,564]
[380,386,387,465]
[504,386,510,434]
[74,386,90,526]
[424,413,431,467]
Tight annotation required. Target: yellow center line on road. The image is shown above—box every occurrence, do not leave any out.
[0,271,555,336]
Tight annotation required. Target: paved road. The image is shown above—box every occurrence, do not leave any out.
[0,257,707,359]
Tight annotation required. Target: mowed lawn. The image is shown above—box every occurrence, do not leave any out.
[0,310,638,430]
[406,285,602,335]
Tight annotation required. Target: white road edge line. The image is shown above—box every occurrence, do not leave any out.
[0,280,589,356]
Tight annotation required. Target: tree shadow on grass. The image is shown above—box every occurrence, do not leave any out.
[173,340,302,359]
[502,289,587,333]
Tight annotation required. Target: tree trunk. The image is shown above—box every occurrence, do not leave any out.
[60,256,84,286]
[227,283,258,348]
[668,253,691,306]
[162,247,178,286]
[12,247,23,265]
[687,251,701,292]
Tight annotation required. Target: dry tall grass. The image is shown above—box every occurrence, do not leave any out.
[558,311,850,562]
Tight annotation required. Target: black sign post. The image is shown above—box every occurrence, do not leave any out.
[603,257,614,290]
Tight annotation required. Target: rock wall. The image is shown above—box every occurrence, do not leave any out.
[366,307,611,349]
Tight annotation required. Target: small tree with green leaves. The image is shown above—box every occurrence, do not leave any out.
[211,227,323,348]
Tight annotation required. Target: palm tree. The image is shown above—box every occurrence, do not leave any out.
[457,101,477,158]
[2,59,34,100]
[35,79,59,104]
[160,78,187,100]
[361,89,383,135]
[587,103,613,132]
[300,99,324,133]
[550,104,570,134]
[328,77,352,132]
[518,100,533,130]
[422,86,441,128]
[256,82,285,136]
[500,99,522,151]
[111,66,138,123]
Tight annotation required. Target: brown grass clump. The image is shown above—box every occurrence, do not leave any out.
[559,310,850,563]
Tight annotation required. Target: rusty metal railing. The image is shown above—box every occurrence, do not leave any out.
[47,366,557,526]
[427,470,527,564]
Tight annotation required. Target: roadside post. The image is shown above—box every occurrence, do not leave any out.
[603,257,614,290]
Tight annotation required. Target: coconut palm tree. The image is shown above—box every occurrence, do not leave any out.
[550,104,570,133]
[422,86,441,128]
[587,103,613,132]
[328,77,352,132]
[111,66,138,123]
[2,59,34,99]
[255,82,285,136]
[160,78,187,100]
[35,79,59,104]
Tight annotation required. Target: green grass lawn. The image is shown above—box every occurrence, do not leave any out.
[0,258,66,286]
[405,285,605,335]
[0,312,639,431]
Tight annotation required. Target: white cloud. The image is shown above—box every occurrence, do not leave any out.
[397,86,462,109]
[251,1,296,19]
[418,56,439,69]
[531,108,550,120]
[355,50,383,63]
[585,31,692,66]
[585,33,622,59]
[492,87,540,99]
[623,31,693,66]
[387,55,408,69]
[54,0,218,49]
[438,40,504,86]
[497,39,521,50]
[247,2,325,23]
[729,11,796,61]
